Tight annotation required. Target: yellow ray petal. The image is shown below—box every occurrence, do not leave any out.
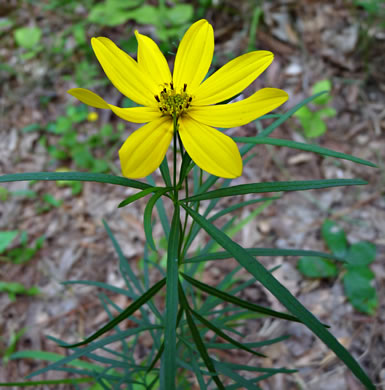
[193,51,274,106]
[68,88,109,109]
[91,37,158,107]
[135,31,172,89]
[68,88,162,123]
[189,88,289,128]
[119,117,173,178]
[173,19,214,93]
[179,116,242,178]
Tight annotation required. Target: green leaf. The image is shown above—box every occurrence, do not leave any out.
[321,219,348,258]
[160,156,172,187]
[147,176,170,240]
[297,256,338,278]
[213,361,261,390]
[143,188,171,251]
[0,231,18,253]
[210,199,275,252]
[233,137,376,168]
[181,204,375,390]
[162,207,180,390]
[190,308,266,357]
[179,284,225,389]
[128,5,159,25]
[147,307,184,375]
[209,197,281,221]
[0,378,94,387]
[167,4,193,24]
[257,91,329,138]
[11,350,103,372]
[3,327,27,364]
[118,187,169,208]
[304,114,327,138]
[184,247,344,264]
[343,267,377,315]
[182,179,367,202]
[27,324,162,379]
[181,273,301,323]
[0,282,39,299]
[61,278,165,348]
[346,241,376,266]
[178,151,193,186]
[312,80,332,105]
[293,105,312,120]
[0,172,150,190]
[318,107,337,118]
[14,27,42,49]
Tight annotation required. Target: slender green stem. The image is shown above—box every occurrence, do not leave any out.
[181,169,203,258]
[173,116,178,202]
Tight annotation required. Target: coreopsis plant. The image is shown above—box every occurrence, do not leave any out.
[68,19,287,179]
[0,19,376,390]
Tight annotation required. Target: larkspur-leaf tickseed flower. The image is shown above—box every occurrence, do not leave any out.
[68,19,288,179]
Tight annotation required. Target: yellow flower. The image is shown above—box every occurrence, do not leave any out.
[68,19,288,179]
[87,112,99,122]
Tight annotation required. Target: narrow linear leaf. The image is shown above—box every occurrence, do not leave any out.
[160,156,172,187]
[190,308,266,358]
[233,137,377,168]
[181,204,374,390]
[147,176,170,239]
[178,284,225,389]
[144,188,171,251]
[0,378,94,387]
[27,325,162,379]
[215,360,295,374]
[213,360,260,390]
[147,307,184,373]
[257,91,328,138]
[118,187,170,208]
[103,219,144,294]
[11,350,103,372]
[0,172,150,189]
[182,179,367,202]
[62,278,166,348]
[178,150,193,185]
[182,273,300,323]
[183,248,345,264]
[162,207,180,390]
[209,196,280,221]
[207,335,290,350]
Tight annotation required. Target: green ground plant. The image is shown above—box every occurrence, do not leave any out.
[298,219,377,315]
[0,89,377,389]
[37,104,124,173]
[0,230,44,265]
[293,79,337,138]
[0,15,378,390]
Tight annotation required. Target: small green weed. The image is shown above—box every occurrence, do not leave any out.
[297,219,377,315]
[38,104,123,173]
[0,282,40,302]
[294,80,337,138]
[87,0,194,49]
[0,230,44,265]
[1,327,27,364]
[13,26,43,59]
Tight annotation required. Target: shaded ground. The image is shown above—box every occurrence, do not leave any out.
[1,1,384,389]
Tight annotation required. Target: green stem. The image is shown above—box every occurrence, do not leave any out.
[173,115,178,202]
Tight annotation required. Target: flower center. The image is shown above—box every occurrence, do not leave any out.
[155,83,192,117]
